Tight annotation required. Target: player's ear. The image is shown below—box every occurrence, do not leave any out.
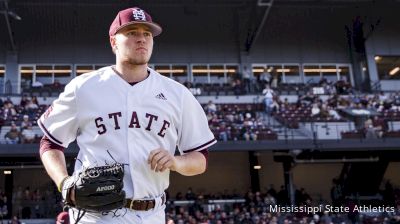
[110,36,117,54]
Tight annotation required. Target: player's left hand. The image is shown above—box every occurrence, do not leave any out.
[148,148,178,172]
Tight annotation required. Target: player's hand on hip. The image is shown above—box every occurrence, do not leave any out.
[148,148,177,172]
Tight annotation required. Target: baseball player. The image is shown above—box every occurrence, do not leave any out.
[39,7,216,224]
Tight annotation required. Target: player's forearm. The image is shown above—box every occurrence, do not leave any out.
[41,150,69,188]
[173,151,206,176]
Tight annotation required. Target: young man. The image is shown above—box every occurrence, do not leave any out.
[39,7,216,223]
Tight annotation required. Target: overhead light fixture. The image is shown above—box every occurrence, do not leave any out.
[192,69,237,73]
[20,69,73,74]
[253,165,261,170]
[156,69,185,73]
[8,11,22,20]
[4,170,12,175]
[374,56,382,61]
[252,68,290,73]
[389,67,400,76]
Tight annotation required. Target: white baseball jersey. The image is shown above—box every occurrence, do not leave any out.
[38,66,216,200]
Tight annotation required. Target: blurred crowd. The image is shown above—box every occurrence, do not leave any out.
[165,182,400,224]
[1,180,399,224]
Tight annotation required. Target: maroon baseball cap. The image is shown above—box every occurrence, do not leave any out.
[109,7,162,37]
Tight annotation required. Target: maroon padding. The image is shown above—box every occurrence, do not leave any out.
[39,135,65,157]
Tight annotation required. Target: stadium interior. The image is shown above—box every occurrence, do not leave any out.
[0,0,400,223]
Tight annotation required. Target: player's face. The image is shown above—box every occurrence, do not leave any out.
[111,24,153,66]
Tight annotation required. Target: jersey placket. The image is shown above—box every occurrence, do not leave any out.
[126,80,148,199]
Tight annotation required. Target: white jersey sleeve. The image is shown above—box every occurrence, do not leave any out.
[38,78,79,148]
[177,88,216,154]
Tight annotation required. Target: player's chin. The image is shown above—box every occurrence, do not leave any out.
[128,58,150,66]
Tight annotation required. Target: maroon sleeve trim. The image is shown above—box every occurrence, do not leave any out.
[40,135,65,157]
[38,119,63,145]
[183,138,216,153]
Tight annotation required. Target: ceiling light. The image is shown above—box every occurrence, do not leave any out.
[8,11,22,20]
[389,67,400,76]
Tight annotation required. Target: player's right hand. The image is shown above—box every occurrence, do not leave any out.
[147,148,178,172]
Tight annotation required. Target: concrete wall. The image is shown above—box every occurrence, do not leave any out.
[383,162,400,187]
[169,151,342,202]
[258,152,285,191]
[251,7,351,64]
[13,168,53,190]
[7,5,358,64]
[364,8,400,89]
[292,163,342,202]
[169,151,251,197]
[14,6,239,64]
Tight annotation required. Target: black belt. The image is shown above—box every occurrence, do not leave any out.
[125,194,166,211]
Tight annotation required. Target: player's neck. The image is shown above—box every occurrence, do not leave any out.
[114,63,149,83]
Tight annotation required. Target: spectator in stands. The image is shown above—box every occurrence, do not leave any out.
[185,188,196,200]
[364,117,378,139]
[0,189,7,219]
[322,81,336,95]
[335,76,351,94]
[319,103,330,118]
[204,100,217,113]
[281,98,289,109]
[20,95,30,108]
[31,96,39,106]
[243,105,256,119]
[262,84,274,114]
[12,186,23,219]
[21,124,35,144]
[379,91,388,102]
[25,100,38,117]
[9,215,21,224]
[299,92,316,105]
[264,193,277,207]
[31,80,43,88]
[328,106,341,120]
[277,185,289,205]
[232,78,243,96]
[3,102,17,121]
[20,115,32,131]
[242,66,251,93]
[218,123,229,142]
[270,68,279,88]
[4,123,20,144]
[311,103,320,116]
[259,67,271,88]
[266,184,277,199]
[270,97,280,115]
[372,115,387,138]
[3,97,12,105]
[242,116,258,141]
[53,79,62,90]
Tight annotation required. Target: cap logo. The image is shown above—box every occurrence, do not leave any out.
[132,8,146,21]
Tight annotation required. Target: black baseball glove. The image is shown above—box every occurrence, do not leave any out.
[61,163,126,213]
